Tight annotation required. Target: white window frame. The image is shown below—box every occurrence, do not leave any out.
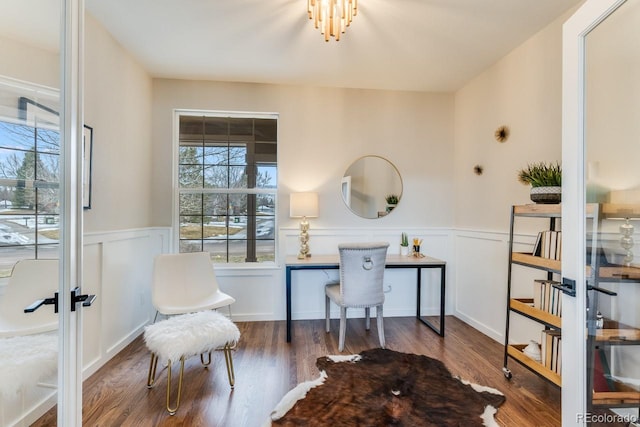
[172,109,279,266]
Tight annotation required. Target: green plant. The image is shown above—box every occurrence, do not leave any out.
[401,232,409,247]
[386,194,399,205]
[517,162,561,187]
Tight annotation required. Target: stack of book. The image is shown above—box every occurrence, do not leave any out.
[532,230,562,260]
[541,329,562,374]
[533,279,562,316]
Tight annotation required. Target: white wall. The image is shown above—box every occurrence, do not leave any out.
[151,80,455,230]
[84,13,154,232]
[452,8,577,342]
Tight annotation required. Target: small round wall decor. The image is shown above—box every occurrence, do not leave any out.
[494,126,509,143]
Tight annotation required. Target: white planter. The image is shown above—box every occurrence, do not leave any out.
[530,186,561,204]
[400,246,409,256]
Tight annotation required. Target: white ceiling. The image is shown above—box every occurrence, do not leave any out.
[2,0,583,92]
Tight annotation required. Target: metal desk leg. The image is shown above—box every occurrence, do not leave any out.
[416,268,421,318]
[439,265,446,337]
[417,265,446,337]
[286,266,292,343]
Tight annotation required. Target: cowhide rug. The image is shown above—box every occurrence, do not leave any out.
[267,348,505,427]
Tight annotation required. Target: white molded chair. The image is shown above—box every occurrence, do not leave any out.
[0,259,58,338]
[325,242,389,351]
[152,252,235,319]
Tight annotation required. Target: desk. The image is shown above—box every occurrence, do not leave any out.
[284,254,446,342]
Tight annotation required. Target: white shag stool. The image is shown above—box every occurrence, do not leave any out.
[143,310,240,415]
[0,334,57,426]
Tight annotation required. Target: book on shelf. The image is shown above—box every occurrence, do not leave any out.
[552,334,561,373]
[533,279,543,309]
[556,339,562,374]
[533,232,543,257]
[549,231,557,259]
[533,279,561,315]
[556,231,562,261]
[534,230,562,260]
[541,329,561,370]
[544,280,552,312]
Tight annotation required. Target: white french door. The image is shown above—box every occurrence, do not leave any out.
[563,0,640,425]
[0,1,85,425]
[59,0,86,425]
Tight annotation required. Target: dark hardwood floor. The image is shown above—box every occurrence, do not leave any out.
[33,316,563,426]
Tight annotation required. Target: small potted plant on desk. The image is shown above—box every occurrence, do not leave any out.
[517,161,562,204]
[400,232,409,256]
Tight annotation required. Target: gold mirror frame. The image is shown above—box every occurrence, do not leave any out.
[341,155,403,219]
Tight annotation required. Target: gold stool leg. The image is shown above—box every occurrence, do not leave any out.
[147,353,159,388]
[200,351,212,367]
[166,357,185,416]
[223,344,235,388]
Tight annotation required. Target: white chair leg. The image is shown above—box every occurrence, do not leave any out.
[377,305,385,349]
[339,306,347,351]
[325,295,331,333]
[365,307,371,330]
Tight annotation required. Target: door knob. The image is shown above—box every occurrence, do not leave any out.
[71,287,96,311]
[24,293,59,313]
[556,277,576,296]
[24,288,96,313]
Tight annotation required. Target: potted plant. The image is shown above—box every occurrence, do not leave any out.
[400,232,409,256]
[385,194,399,212]
[517,161,562,204]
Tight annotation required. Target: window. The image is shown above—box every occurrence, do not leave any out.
[0,95,60,276]
[176,112,277,263]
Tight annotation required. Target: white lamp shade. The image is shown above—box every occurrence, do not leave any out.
[609,189,640,205]
[290,192,319,218]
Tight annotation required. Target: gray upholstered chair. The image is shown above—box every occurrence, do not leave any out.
[325,242,390,351]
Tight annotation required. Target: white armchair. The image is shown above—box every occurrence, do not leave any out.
[151,252,235,320]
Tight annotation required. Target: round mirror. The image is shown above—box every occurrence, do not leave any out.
[341,155,403,219]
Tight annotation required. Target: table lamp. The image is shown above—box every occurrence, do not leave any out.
[608,189,639,266]
[290,192,319,259]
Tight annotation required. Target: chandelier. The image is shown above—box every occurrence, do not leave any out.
[307,0,358,42]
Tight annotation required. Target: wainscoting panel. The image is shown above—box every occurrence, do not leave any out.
[82,228,169,377]
[214,266,284,321]
[453,229,543,344]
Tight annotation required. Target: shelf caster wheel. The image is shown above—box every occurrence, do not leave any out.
[502,367,512,380]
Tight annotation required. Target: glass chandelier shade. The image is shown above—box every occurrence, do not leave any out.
[307,0,358,42]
